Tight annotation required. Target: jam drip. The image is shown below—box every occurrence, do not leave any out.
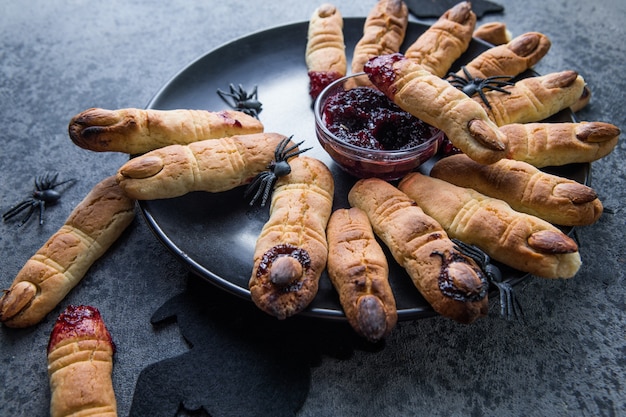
[362,52,405,95]
[47,305,114,354]
[309,70,343,100]
[323,86,437,150]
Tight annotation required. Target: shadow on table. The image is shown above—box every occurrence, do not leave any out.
[129,273,383,417]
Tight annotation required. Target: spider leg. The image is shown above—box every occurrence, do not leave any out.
[484,75,516,83]
[248,175,276,207]
[483,84,514,95]
[477,79,515,109]
[247,181,267,206]
[511,288,524,320]
[258,177,277,207]
[2,199,35,221]
[446,72,468,88]
[52,178,77,189]
[452,239,488,266]
[35,172,57,190]
[34,172,76,191]
[488,266,524,321]
[236,84,247,96]
[274,137,293,160]
[217,89,238,108]
[477,89,493,110]
[453,239,523,320]
[487,266,524,321]
[277,138,312,161]
[448,79,464,89]
[245,172,277,206]
[460,66,473,81]
[286,146,313,159]
[235,84,256,101]
[17,203,38,227]
[37,200,46,225]
[218,90,239,99]
[501,283,512,319]
[480,76,515,96]
[244,172,269,198]
[493,280,524,321]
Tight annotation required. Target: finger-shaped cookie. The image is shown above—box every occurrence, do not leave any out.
[0,176,135,328]
[350,0,408,83]
[451,32,551,80]
[327,207,397,342]
[249,156,334,320]
[476,70,586,126]
[399,172,581,279]
[305,3,347,100]
[48,305,117,417]
[69,108,264,154]
[430,153,603,226]
[116,133,293,200]
[349,178,488,324]
[365,53,508,165]
[502,121,620,167]
[404,1,476,77]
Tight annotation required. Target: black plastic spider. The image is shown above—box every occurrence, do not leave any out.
[2,172,76,226]
[452,238,524,321]
[217,83,263,118]
[244,137,312,207]
[447,66,516,109]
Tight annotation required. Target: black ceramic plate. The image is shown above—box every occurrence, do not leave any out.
[141,19,587,321]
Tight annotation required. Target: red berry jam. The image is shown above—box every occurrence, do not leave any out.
[440,136,463,156]
[363,52,405,95]
[309,70,343,100]
[322,86,438,151]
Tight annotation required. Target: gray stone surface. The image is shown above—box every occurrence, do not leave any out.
[0,1,624,416]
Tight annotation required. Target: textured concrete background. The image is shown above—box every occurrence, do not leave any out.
[0,1,624,416]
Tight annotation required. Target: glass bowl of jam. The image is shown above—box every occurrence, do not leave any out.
[314,72,444,180]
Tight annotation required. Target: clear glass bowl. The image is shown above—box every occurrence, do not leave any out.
[314,72,444,180]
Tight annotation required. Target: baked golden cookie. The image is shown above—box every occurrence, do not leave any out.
[116,133,295,200]
[305,3,347,99]
[47,305,117,417]
[350,0,408,85]
[349,178,488,324]
[501,121,620,167]
[249,156,334,319]
[430,153,603,226]
[476,70,586,126]
[327,207,397,341]
[399,172,581,279]
[0,176,135,328]
[404,1,476,77]
[450,32,551,80]
[69,107,263,154]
